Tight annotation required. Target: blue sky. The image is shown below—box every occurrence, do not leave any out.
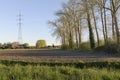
[0,0,68,46]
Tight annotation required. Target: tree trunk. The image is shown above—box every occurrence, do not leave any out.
[91,5,100,47]
[69,31,74,49]
[111,0,120,43]
[78,19,82,46]
[85,0,95,49]
[103,0,108,44]
[100,8,106,45]
[111,14,116,40]
[68,21,74,49]
[110,0,115,40]
[114,13,120,43]
[75,27,79,48]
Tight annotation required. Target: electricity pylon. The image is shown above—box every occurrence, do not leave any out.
[18,12,23,44]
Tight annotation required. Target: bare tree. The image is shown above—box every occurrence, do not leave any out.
[84,0,95,49]
[91,0,100,46]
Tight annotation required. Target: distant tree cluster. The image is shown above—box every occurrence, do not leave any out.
[0,42,29,49]
[36,40,46,49]
[49,0,120,50]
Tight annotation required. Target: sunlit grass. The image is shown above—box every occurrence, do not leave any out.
[0,64,119,80]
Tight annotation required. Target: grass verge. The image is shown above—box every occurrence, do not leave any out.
[0,60,119,80]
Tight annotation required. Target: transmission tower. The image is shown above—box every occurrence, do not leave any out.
[18,12,23,44]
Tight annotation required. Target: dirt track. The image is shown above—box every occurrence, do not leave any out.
[0,49,120,62]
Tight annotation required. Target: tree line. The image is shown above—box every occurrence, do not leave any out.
[0,42,29,49]
[0,40,47,49]
[49,0,120,50]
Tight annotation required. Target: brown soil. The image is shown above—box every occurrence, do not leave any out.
[0,49,119,62]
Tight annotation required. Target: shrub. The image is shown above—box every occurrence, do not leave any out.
[95,43,120,54]
[79,42,90,51]
[95,45,106,52]
[105,44,120,54]
[61,44,69,50]
[23,43,29,49]
[36,40,46,49]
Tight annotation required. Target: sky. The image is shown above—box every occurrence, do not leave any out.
[0,0,68,46]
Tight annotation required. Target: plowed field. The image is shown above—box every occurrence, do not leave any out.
[0,49,119,62]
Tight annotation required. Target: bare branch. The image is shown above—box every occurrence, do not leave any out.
[115,4,120,12]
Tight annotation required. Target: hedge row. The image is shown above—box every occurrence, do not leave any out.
[0,60,120,69]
